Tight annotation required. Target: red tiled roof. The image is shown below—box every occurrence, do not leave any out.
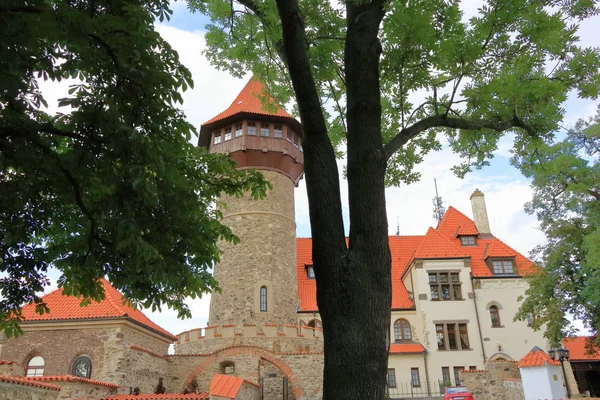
[389,343,426,354]
[104,394,209,400]
[20,280,176,340]
[296,204,536,313]
[517,346,561,368]
[203,78,294,126]
[563,336,600,361]
[413,227,467,260]
[25,375,122,388]
[0,375,61,390]
[209,374,259,398]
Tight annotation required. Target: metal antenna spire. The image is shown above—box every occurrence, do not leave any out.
[432,178,446,222]
[396,217,400,236]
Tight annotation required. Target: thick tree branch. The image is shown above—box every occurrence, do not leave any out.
[384,114,537,160]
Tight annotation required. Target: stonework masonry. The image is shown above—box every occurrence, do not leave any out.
[210,170,298,326]
[0,381,58,400]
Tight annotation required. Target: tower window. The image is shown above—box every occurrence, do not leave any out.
[224,126,232,141]
[460,236,476,246]
[260,125,270,137]
[274,124,283,138]
[286,130,293,143]
[260,286,267,312]
[213,131,222,144]
[393,319,412,341]
[293,134,299,147]
[247,122,256,135]
[235,123,243,137]
[490,305,501,327]
[72,356,92,378]
[26,356,45,377]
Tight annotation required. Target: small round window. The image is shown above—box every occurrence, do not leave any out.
[72,356,92,378]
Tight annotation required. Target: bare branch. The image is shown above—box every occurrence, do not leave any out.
[384,114,537,160]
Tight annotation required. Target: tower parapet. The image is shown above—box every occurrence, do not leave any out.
[199,78,303,326]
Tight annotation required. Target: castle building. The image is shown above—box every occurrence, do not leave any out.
[0,77,553,400]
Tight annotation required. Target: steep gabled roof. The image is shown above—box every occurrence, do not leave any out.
[413,227,468,260]
[21,279,176,340]
[296,202,536,313]
[437,207,478,237]
[517,346,560,368]
[563,336,600,361]
[198,77,301,148]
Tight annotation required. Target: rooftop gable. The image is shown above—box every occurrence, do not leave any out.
[21,279,176,340]
[413,227,468,260]
[517,346,561,368]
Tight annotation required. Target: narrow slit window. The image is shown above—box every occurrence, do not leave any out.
[260,286,267,312]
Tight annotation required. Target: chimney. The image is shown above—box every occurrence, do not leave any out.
[470,189,491,234]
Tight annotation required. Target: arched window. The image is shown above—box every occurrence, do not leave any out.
[220,361,235,375]
[307,319,322,329]
[260,286,267,312]
[490,305,501,327]
[394,319,412,341]
[26,356,45,377]
[72,356,92,378]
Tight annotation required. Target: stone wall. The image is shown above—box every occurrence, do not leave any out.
[503,379,525,400]
[0,360,23,376]
[237,381,260,400]
[210,170,299,326]
[0,327,108,378]
[0,380,59,400]
[460,361,522,400]
[52,380,118,400]
[116,344,170,394]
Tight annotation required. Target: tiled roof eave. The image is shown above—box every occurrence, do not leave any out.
[391,306,416,311]
[414,256,470,261]
[473,274,523,279]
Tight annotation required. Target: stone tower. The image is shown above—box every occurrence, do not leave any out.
[198,78,304,326]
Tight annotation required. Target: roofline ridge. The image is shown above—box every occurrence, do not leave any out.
[99,278,129,317]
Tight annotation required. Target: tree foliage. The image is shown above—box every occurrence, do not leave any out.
[0,0,269,337]
[191,0,600,397]
[515,106,600,347]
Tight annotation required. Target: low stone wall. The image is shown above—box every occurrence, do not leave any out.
[0,377,60,400]
[460,361,522,400]
[0,360,22,376]
[176,324,323,355]
[503,379,524,400]
[53,380,119,400]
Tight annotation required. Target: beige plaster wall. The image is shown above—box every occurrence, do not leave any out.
[474,278,547,361]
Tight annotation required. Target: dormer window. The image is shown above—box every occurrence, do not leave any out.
[306,265,315,279]
[460,236,476,246]
[492,259,514,275]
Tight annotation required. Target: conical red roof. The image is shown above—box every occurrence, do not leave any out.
[198,77,301,148]
[21,279,175,340]
[204,78,293,125]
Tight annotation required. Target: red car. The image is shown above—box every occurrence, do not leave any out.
[443,386,474,400]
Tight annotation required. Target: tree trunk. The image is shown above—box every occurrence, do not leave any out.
[275,0,390,398]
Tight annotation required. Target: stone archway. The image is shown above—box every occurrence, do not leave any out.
[488,352,515,362]
[183,345,304,399]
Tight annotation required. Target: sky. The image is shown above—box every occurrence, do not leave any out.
[35,1,600,337]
